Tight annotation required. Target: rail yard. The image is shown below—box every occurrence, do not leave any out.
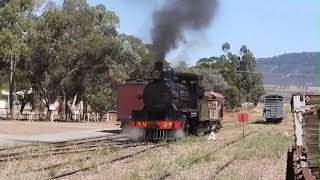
[0,108,296,180]
[0,0,318,180]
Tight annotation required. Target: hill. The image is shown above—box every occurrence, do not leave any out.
[256,52,318,87]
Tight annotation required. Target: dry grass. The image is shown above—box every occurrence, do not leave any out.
[0,143,115,180]
[0,110,294,180]
[233,132,291,160]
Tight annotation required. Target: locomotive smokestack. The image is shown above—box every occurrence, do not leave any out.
[151,0,219,62]
[154,61,164,72]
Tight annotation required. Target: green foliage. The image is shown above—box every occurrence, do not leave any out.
[0,0,151,115]
[0,0,36,60]
[196,43,265,109]
[176,43,265,109]
[0,1,265,114]
[224,86,240,109]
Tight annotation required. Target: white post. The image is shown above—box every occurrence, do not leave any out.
[51,112,54,123]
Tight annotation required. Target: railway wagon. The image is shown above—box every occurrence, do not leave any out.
[117,79,151,128]
[117,62,224,140]
[263,95,284,123]
[287,94,319,180]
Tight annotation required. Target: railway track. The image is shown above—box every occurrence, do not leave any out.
[27,141,154,173]
[48,143,169,179]
[1,121,275,179]
[0,133,170,179]
[210,157,237,179]
[0,135,130,162]
[158,125,275,180]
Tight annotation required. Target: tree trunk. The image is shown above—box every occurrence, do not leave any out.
[20,90,29,114]
[9,58,16,120]
[62,91,66,120]
[45,104,51,121]
[83,97,88,120]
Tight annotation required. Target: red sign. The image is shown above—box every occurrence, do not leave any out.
[237,113,249,122]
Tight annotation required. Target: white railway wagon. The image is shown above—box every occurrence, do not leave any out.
[263,95,284,123]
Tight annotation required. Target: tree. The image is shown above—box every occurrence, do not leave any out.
[23,0,143,118]
[0,0,39,119]
[222,42,230,53]
[195,43,265,109]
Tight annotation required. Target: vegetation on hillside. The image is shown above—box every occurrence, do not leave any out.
[256,52,318,87]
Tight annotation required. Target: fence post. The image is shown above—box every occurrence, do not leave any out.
[51,113,54,123]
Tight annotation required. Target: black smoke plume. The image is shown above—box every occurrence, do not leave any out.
[152,0,218,61]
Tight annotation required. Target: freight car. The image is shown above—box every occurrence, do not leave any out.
[263,95,284,123]
[287,93,319,180]
[117,79,151,127]
[117,62,223,140]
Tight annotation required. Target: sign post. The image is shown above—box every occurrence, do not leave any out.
[237,112,249,142]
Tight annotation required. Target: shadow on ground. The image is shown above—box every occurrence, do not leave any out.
[252,120,281,125]
[98,129,122,134]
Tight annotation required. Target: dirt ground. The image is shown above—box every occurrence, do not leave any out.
[0,121,120,146]
[0,121,119,136]
[0,109,294,180]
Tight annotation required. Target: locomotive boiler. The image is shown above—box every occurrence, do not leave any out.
[118,62,223,140]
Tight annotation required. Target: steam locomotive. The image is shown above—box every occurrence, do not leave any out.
[117,62,223,140]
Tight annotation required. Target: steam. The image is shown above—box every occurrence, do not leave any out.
[152,0,219,61]
[174,129,186,139]
[123,127,145,141]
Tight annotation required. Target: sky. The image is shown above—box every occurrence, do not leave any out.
[55,0,318,65]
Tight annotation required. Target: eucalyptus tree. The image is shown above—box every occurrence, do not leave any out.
[195,43,265,108]
[0,0,40,119]
[27,0,141,117]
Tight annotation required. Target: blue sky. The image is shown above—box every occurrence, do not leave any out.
[55,0,318,65]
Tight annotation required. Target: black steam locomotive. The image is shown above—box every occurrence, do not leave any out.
[123,62,223,140]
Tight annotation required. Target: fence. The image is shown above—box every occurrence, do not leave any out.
[0,110,105,123]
